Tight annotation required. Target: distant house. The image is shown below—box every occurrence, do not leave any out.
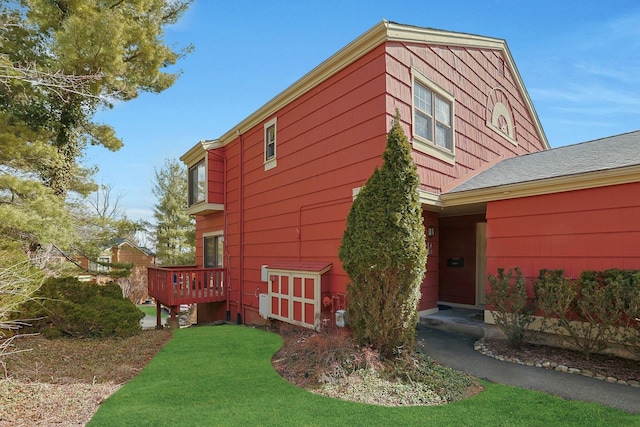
[77,238,156,281]
[74,238,156,303]
[148,20,639,330]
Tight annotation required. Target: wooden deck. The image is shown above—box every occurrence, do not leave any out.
[148,266,227,310]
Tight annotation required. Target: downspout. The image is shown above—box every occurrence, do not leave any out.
[238,130,244,324]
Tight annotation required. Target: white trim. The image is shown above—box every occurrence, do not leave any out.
[187,157,208,207]
[411,68,456,165]
[180,139,221,165]
[441,165,640,207]
[266,268,326,330]
[203,231,224,268]
[186,203,224,215]
[486,87,518,146]
[264,158,277,171]
[202,230,224,238]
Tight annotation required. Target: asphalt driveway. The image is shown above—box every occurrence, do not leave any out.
[417,325,640,414]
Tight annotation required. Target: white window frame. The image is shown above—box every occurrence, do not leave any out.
[411,69,456,165]
[188,159,207,206]
[203,231,224,268]
[264,117,277,171]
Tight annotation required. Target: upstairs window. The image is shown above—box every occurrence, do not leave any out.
[188,159,206,206]
[264,117,277,170]
[414,81,452,150]
[412,70,456,164]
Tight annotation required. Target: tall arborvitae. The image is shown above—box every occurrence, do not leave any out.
[339,110,427,358]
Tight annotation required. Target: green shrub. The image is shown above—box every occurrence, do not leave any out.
[487,267,535,348]
[534,269,640,359]
[339,111,427,358]
[16,277,144,338]
[601,269,640,357]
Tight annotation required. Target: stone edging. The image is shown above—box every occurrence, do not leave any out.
[474,338,640,388]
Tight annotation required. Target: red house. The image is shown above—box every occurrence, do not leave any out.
[149,21,638,330]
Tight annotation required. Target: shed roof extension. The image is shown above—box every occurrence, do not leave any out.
[442,130,640,206]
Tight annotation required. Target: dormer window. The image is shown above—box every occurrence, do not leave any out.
[188,159,206,206]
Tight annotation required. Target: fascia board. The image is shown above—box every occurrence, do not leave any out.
[180,139,222,165]
[186,203,224,216]
[441,165,640,206]
[419,189,443,210]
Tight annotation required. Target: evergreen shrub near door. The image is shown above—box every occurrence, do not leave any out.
[339,111,427,358]
[487,267,535,348]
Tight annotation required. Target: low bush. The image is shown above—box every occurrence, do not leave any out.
[16,277,144,338]
[487,267,535,348]
[601,269,640,357]
[534,268,640,359]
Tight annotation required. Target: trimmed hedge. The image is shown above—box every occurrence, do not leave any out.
[17,277,144,338]
[489,268,640,358]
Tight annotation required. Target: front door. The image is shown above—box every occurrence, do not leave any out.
[475,222,487,306]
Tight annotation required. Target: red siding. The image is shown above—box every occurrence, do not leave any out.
[486,182,640,285]
[198,45,389,322]
[385,42,546,193]
[207,151,224,205]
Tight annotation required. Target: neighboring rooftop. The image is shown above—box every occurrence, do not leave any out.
[447,130,640,194]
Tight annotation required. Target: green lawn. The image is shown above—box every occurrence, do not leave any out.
[137,304,167,318]
[89,325,639,427]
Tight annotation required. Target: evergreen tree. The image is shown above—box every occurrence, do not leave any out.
[1,0,193,198]
[339,111,427,358]
[0,1,192,264]
[152,159,195,265]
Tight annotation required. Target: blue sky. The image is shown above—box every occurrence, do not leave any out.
[88,0,640,223]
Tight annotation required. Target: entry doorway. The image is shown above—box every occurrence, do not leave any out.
[475,222,487,306]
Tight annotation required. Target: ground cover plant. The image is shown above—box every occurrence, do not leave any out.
[87,325,640,426]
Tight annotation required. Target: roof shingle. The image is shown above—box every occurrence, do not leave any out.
[447,130,640,194]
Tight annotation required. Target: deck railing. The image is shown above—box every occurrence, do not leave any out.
[148,265,226,308]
